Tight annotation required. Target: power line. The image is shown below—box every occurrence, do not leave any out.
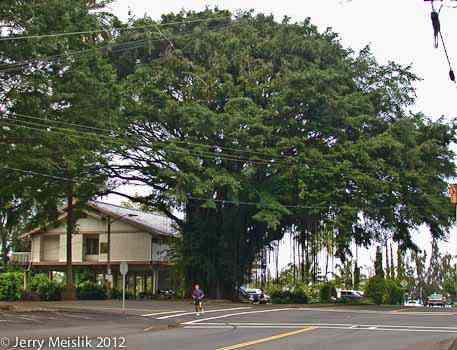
[0,120,290,166]
[0,16,232,42]
[1,166,75,182]
[0,167,444,211]
[0,21,237,74]
[5,112,294,161]
[10,112,117,133]
[0,37,153,73]
[429,0,456,82]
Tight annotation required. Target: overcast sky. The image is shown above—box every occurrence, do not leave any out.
[106,0,457,275]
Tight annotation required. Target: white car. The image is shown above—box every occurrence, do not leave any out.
[241,288,270,304]
[404,299,423,307]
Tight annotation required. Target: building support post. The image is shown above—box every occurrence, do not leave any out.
[133,272,137,298]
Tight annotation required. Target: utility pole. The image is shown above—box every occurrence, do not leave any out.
[107,216,111,277]
[64,183,76,300]
[448,184,457,220]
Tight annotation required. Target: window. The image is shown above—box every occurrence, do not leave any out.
[100,242,108,254]
[85,236,99,255]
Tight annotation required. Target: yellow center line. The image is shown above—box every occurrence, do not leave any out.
[215,326,317,350]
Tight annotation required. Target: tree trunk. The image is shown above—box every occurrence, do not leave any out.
[390,243,395,280]
[63,184,76,300]
[0,227,8,265]
[385,239,390,279]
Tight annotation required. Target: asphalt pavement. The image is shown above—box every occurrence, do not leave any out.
[0,301,456,350]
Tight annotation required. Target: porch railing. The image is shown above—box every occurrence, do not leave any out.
[10,252,31,264]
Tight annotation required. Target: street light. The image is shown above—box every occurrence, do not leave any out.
[105,213,138,277]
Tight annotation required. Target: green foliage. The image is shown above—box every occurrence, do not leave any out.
[365,277,404,305]
[106,9,457,297]
[76,281,107,300]
[383,279,404,305]
[110,288,134,300]
[1,4,456,299]
[75,268,94,285]
[336,298,373,306]
[319,282,337,303]
[0,271,24,301]
[365,276,385,305]
[1,0,121,291]
[443,275,457,301]
[30,273,63,301]
[374,247,384,279]
[269,287,309,304]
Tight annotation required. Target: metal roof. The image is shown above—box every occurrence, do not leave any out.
[22,201,178,238]
[88,201,177,237]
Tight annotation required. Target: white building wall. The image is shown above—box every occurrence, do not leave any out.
[29,212,169,263]
[42,235,59,261]
[110,232,151,261]
[58,233,83,262]
[31,236,41,263]
[59,234,66,262]
[72,234,83,262]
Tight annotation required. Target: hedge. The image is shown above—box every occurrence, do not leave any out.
[30,273,63,301]
[270,287,308,304]
[76,281,107,300]
[0,272,24,301]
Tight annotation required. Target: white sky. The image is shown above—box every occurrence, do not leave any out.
[105,0,457,275]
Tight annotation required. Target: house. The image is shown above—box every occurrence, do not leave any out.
[20,201,177,295]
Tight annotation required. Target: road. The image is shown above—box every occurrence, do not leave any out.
[0,301,456,350]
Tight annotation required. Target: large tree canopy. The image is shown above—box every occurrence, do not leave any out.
[1,4,455,298]
[0,0,121,296]
[105,10,456,297]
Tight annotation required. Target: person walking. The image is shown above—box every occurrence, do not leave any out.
[192,284,205,316]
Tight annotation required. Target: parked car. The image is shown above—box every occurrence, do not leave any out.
[426,293,446,307]
[157,289,175,300]
[336,289,364,301]
[239,287,270,304]
[404,299,423,307]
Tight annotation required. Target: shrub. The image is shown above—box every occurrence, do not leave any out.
[269,288,288,304]
[383,279,404,305]
[319,282,337,303]
[336,298,373,305]
[75,268,94,285]
[0,271,24,301]
[365,277,405,305]
[76,281,107,300]
[291,286,309,304]
[305,285,320,304]
[110,288,122,299]
[30,273,63,301]
[270,287,308,304]
[110,288,135,300]
[365,276,385,305]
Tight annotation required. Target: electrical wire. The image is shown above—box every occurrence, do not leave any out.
[0,120,290,166]
[4,112,294,160]
[1,166,76,182]
[0,166,445,210]
[429,0,456,82]
[0,21,237,74]
[0,16,232,42]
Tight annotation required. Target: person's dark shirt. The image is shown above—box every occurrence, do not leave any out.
[192,288,204,300]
